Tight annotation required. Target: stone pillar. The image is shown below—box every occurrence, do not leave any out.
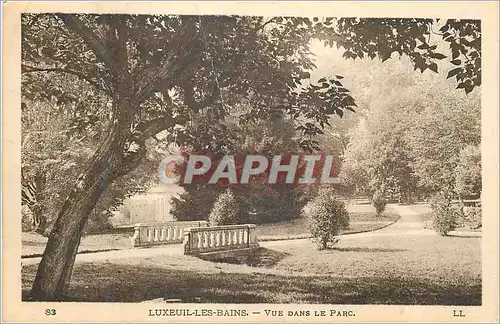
[131,225,141,247]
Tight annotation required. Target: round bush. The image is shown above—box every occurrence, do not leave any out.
[306,189,350,249]
[429,192,459,236]
[209,189,242,226]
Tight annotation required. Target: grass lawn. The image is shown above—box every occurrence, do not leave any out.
[256,205,400,240]
[21,202,481,304]
[408,204,482,232]
[22,232,133,257]
[22,229,480,305]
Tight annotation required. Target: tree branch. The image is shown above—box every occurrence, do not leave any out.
[256,17,277,31]
[182,81,219,112]
[116,143,148,179]
[22,64,110,94]
[56,14,121,77]
[133,25,198,103]
[107,15,131,83]
[135,116,177,142]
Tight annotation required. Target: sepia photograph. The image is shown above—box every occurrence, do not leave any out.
[2,1,499,323]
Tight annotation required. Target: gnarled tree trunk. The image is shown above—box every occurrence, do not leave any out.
[30,99,138,301]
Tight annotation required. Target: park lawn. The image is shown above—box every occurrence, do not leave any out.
[256,209,400,240]
[407,204,482,232]
[22,232,133,258]
[22,229,480,305]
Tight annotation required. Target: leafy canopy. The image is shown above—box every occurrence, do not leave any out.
[22,15,481,155]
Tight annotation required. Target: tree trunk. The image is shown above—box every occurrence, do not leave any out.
[30,121,129,301]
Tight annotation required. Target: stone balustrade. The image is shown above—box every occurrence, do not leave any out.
[183,224,259,256]
[132,221,209,247]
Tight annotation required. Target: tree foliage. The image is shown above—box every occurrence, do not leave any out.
[406,89,480,194]
[21,75,157,235]
[340,65,480,200]
[454,145,481,199]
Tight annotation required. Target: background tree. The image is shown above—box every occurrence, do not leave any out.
[454,145,481,199]
[22,14,481,300]
[340,100,421,202]
[405,87,480,195]
[340,61,480,201]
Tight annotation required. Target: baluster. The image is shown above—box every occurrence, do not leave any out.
[243,229,248,244]
[190,230,196,252]
[160,228,165,242]
[215,231,221,247]
[233,230,238,244]
[197,232,202,249]
[202,232,207,248]
[221,230,226,246]
[147,228,151,242]
[179,228,184,241]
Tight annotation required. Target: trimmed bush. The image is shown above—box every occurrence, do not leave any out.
[372,190,387,216]
[429,192,460,236]
[306,189,350,249]
[209,189,242,226]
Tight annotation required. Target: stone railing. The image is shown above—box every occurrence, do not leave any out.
[183,224,259,256]
[132,221,209,247]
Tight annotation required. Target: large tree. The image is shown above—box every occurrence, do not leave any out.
[22,15,481,300]
[22,72,158,235]
[340,66,481,200]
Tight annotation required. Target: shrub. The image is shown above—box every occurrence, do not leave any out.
[429,192,460,236]
[21,205,35,232]
[84,210,113,235]
[171,186,221,221]
[209,189,242,226]
[306,189,350,249]
[462,206,482,229]
[173,183,309,224]
[242,184,309,224]
[372,190,387,216]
